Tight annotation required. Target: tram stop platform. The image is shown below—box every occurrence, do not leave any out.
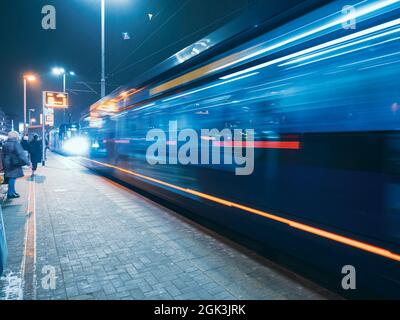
[0,152,339,300]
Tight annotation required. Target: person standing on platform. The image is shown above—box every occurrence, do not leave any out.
[2,131,31,199]
[21,135,30,158]
[28,134,42,177]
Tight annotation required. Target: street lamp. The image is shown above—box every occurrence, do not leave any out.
[23,74,37,135]
[52,67,65,76]
[52,67,76,93]
[52,67,66,92]
[51,67,75,124]
[91,0,129,98]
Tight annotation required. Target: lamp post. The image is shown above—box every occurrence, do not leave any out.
[94,0,128,97]
[52,68,76,93]
[87,0,130,97]
[23,74,36,135]
[52,67,65,92]
[52,68,75,124]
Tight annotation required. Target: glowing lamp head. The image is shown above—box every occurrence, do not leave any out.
[52,67,65,76]
[24,74,36,82]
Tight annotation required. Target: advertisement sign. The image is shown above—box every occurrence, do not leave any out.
[42,107,55,126]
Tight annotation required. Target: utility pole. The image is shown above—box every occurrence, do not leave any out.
[23,78,27,135]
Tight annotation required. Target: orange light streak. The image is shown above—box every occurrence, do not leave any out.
[82,157,400,262]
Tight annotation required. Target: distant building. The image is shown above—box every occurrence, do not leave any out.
[0,109,13,135]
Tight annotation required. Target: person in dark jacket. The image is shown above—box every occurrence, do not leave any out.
[21,135,30,152]
[2,131,31,199]
[28,134,42,176]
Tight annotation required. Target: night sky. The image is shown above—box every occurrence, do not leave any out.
[0,0,250,125]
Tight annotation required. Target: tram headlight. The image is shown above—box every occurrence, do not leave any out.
[62,137,89,155]
[91,141,100,149]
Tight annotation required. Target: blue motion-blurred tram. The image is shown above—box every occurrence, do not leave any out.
[80,0,400,298]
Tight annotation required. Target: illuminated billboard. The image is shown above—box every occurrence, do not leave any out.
[43,91,69,109]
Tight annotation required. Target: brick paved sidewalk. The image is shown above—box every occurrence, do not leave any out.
[0,153,339,300]
[0,168,31,299]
